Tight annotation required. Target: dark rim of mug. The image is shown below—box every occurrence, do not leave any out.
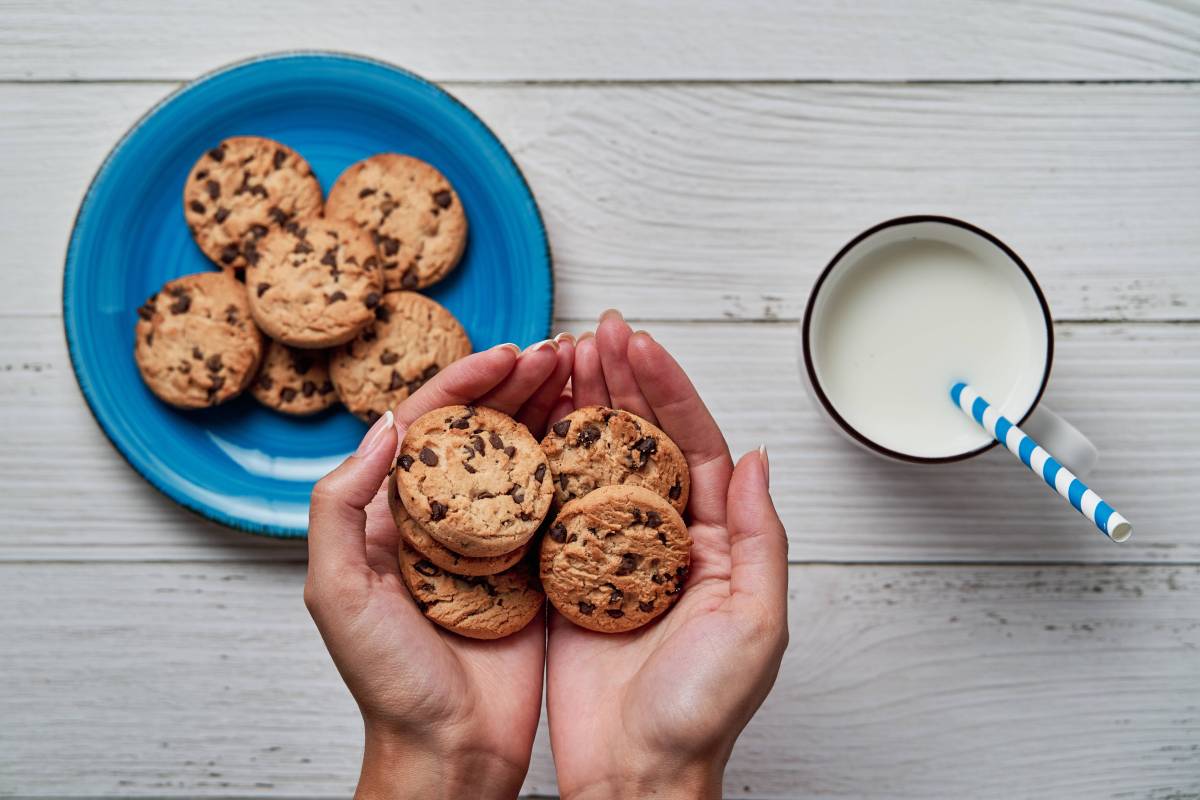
[800,215,1054,464]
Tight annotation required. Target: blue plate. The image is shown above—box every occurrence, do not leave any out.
[64,52,553,537]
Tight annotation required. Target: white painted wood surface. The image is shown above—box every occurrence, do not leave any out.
[2,3,1198,798]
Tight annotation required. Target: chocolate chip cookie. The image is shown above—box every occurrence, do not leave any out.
[325,154,467,291]
[184,137,323,277]
[388,468,529,576]
[395,405,554,558]
[399,541,544,640]
[328,291,471,423]
[541,406,690,514]
[540,484,691,634]
[134,271,264,408]
[250,340,338,416]
[246,217,383,348]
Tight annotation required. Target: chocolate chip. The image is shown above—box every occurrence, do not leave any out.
[379,236,400,256]
[233,267,246,283]
[256,282,270,297]
[319,380,334,395]
[414,599,428,612]
[374,305,390,323]
[508,486,525,504]
[472,435,486,455]
[651,573,664,585]
[413,559,439,577]
[364,292,380,309]
[206,374,225,398]
[419,582,434,593]
[645,511,662,528]
[657,531,668,546]
[449,416,470,429]
[576,424,601,447]
[243,243,259,266]
[358,188,376,198]
[559,473,570,490]
[361,329,377,342]
[205,354,223,372]
[196,170,208,180]
[548,523,567,543]
[638,600,654,612]
[280,387,297,402]
[631,507,643,525]
[605,609,625,618]
[504,446,516,458]
[552,419,571,437]
[398,454,414,471]
[169,294,191,314]
[302,380,316,397]
[189,200,206,214]
[433,190,452,209]
[401,269,418,289]
[419,447,438,466]
[208,146,225,162]
[388,370,403,391]
[192,347,203,360]
[463,463,476,474]
[268,206,289,225]
[609,586,624,604]
[326,290,347,304]
[273,149,286,170]
[177,360,191,373]
[294,239,314,255]
[136,302,155,321]
[364,255,379,271]
[220,244,238,264]
[489,432,504,450]
[249,184,269,198]
[422,365,439,380]
[578,601,595,615]
[429,500,447,521]
[320,248,338,267]
[615,552,641,576]
[205,179,220,200]
[379,350,399,365]
[534,464,546,483]
[214,207,230,223]
[257,374,273,390]
[669,482,682,500]
[249,224,268,239]
[633,436,658,463]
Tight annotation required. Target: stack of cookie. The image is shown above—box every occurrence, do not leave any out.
[388,405,552,640]
[134,136,471,422]
[389,404,694,639]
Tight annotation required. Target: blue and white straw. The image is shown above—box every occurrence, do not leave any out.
[950,382,1132,542]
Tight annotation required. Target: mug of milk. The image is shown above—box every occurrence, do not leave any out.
[801,215,1097,475]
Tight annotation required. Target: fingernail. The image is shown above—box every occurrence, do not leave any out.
[632,329,653,340]
[356,410,394,457]
[758,444,770,488]
[554,332,576,346]
[491,342,520,355]
[523,338,557,354]
[599,308,624,324]
[577,331,596,342]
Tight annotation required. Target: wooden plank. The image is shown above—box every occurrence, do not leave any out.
[1,561,1196,797]
[1,317,1196,563]
[2,0,1199,81]
[3,82,1199,321]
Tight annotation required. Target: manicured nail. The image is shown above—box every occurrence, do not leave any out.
[554,332,576,346]
[356,410,394,457]
[599,308,624,324]
[758,444,770,488]
[491,342,520,355]
[523,338,557,354]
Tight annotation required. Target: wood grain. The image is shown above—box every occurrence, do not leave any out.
[1,561,1196,798]
[3,82,1198,321]
[2,0,1199,82]
[2,317,1196,563]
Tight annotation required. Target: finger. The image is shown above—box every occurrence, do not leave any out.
[308,410,398,576]
[572,332,611,408]
[727,448,788,619]
[395,344,518,427]
[595,310,658,425]
[627,331,732,526]
[479,340,560,415]
[517,334,575,436]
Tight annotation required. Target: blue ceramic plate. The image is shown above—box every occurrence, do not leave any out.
[64,52,552,537]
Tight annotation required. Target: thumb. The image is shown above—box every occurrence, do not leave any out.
[727,446,788,613]
[308,410,398,575]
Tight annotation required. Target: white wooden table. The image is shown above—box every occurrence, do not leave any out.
[2,3,1199,797]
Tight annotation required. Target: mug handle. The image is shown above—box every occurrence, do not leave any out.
[1021,404,1099,478]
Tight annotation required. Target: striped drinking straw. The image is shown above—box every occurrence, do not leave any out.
[950,382,1132,542]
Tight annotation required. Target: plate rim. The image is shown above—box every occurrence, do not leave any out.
[61,50,554,539]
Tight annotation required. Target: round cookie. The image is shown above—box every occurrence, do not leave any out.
[395,405,554,558]
[388,466,530,576]
[540,484,691,634]
[541,406,690,514]
[183,137,323,277]
[134,271,264,408]
[398,541,544,640]
[325,154,467,290]
[247,217,383,348]
[329,291,471,423]
[250,340,338,416]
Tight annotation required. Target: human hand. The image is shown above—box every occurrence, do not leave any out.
[305,336,574,800]
[546,313,789,800]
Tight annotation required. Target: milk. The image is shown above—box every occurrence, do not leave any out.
[808,237,1048,459]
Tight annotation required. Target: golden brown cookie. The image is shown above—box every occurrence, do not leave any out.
[540,484,691,634]
[395,405,554,558]
[398,541,543,640]
[388,465,530,576]
[249,340,338,415]
[541,406,690,514]
[325,154,467,290]
[183,137,323,277]
[328,291,471,423]
[134,271,265,408]
[246,217,382,348]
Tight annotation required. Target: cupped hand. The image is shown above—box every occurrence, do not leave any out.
[305,337,574,800]
[546,313,789,800]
